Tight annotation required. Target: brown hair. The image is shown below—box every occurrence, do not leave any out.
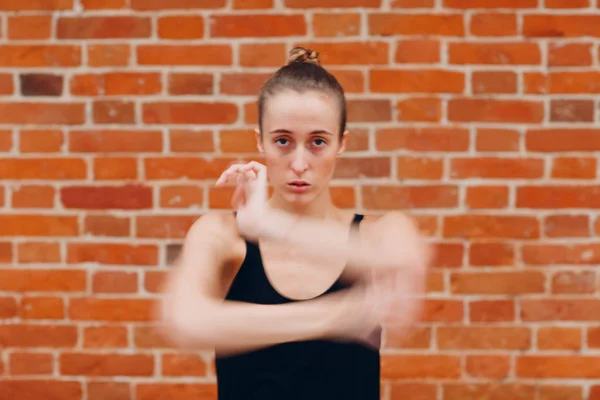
[257,47,347,138]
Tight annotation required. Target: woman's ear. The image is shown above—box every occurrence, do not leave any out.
[254,128,264,154]
[337,129,349,156]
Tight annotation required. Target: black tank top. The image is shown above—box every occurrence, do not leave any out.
[215,214,381,400]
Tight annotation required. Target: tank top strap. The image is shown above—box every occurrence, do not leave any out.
[351,213,364,225]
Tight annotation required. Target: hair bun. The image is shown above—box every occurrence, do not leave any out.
[288,47,320,66]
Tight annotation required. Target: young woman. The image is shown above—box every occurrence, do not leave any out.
[159,47,431,400]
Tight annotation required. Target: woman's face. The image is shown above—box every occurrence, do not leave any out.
[257,89,347,208]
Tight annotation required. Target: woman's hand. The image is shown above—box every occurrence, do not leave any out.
[215,161,269,241]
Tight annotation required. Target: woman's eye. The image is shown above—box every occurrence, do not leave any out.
[313,138,326,147]
[275,138,289,146]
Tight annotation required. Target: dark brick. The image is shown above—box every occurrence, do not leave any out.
[20,74,63,96]
[550,100,594,123]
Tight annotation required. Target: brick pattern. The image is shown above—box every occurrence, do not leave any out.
[1,0,599,399]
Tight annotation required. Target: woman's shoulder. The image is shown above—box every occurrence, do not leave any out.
[185,211,247,262]
[355,211,419,240]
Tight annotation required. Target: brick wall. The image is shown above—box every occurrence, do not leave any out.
[1,0,599,399]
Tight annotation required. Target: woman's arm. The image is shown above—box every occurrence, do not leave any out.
[157,212,372,355]
[255,209,431,279]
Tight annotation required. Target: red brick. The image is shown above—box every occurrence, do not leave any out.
[82,0,127,8]
[131,0,225,8]
[145,157,233,180]
[57,16,151,39]
[385,327,432,349]
[395,40,440,63]
[391,0,434,6]
[544,215,590,237]
[470,13,517,36]
[9,352,53,375]
[143,102,238,124]
[517,355,600,378]
[522,244,600,266]
[20,297,64,319]
[60,353,154,377]
[70,72,161,96]
[0,103,84,125]
[0,242,12,262]
[552,271,597,294]
[19,129,63,153]
[293,42,389,65]
[285,0,380,6]
[70,298,155,322]
[382,355,461,379]
[135,215,198,239]
[0,324,77,347]
[334,157,391,179]
[168,73,213,95]
[369,14,464,36]
[444,384,535,400]
[472,71,517,94]
[61,185,153,210]
[220,73,270,95]
[0,380,82,400]
[169,130,215,152]
[67,243,158,266]
[0,45,81,67]
[329,70,365,93]
[162,354,208,376]
[87,382,131,400]
[0,0,73,9]
[137,384,218,400]
[87,44,130,67]
[443,215,540,239]
[17,242,61,263]
[438,326,531,350]
[84,215,131,237]
[451,157,544,179]
[524,15,600,37]
[397,156,444,180]
[0,75,13,95]
[538,327,583,350]
[70,130,162,153]
[466,186,509,209]
[137,45,232,66]
[371,69,464,93]
[347,99,392,122]
[466,355,510,378]
[469,242,515,266]
[521,299,600,321]
[158,16,204,39]
[233,0,273,7]
[430,243,464,268]
[313,13,361,37]
[449,42,541,65]
[537,72,600,93]
[1,298,17,319]
[445,0,537,7]
[93,100,136,124]
[93,271,138,293]
[517,186,600,209]
[527,129,600,152]
[93,157,138,181]
[160,186,204,208]
[448,99,544,123]
[546,0,589,7]
[469,300,515,322]
[422,299,464,322]
[239,43,287,67]
[0,130,11,151]
[549,43,592,67]
[376,127,470,152]
[362,185,458,210]
[8,16,52,40]
[451,271,545,295]
[0,158,86,180]
[211,14,306,37]
[0,215,79,237]
[540,386,583,400]
[12,185,55,208]
[552,157,596,179]
[551,99,594,122]
[0,269,85,292]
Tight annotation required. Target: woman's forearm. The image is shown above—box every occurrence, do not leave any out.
[256,209,423,275]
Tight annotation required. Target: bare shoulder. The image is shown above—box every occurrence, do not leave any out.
[181,211,246,265]
[358,211,420,241]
